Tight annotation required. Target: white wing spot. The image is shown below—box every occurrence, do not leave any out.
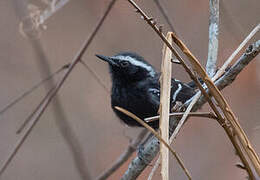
[114,55,156,77]
[149,88,160,97]
[172,83,182,103]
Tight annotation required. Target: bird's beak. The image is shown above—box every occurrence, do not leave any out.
[96,54,117,66]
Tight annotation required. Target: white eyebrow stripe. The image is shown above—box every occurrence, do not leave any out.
[172,83,182,102]
[114,55,156,77]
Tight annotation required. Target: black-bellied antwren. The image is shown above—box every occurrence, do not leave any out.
[96,52,196,129]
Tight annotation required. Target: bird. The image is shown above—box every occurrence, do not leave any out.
[96,52,196,129]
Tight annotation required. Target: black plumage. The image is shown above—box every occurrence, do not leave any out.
[96,52,195,128]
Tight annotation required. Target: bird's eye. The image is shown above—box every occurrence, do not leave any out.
[120,61,129,67]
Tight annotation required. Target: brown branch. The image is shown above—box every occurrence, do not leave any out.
[171,33,260,177]
[115,107,192,180]
[124,0,260,178]
[0,0,117,176]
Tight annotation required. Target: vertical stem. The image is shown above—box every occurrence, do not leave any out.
[206,0,219,77]
[159,32,173,180]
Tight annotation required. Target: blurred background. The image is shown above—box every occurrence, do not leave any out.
[0,0,259,179]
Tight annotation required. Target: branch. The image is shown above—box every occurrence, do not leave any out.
[115,107,191,180]
[153,0,176,33]
[0,64,69,115]
[206,0,219,77]
[172,32,260,178]
[121,40,260,179]
[0,0,117,176]
[145,112,218,122]
[212,23,260,82]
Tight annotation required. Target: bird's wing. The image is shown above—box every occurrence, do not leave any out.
[171,79,195,103]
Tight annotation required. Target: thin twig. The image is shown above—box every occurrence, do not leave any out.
[127,0,216,120]
[147,156,160,180]
[169,93,201,143]
[126,0,260,178]
[212,23,260,81]
[95,129,148,180]
[0,64,69,115]
[153,0,176,33]
[14,0,92,178]
[171,33,260,177]
[0,87,55,176]
[215,40,260,90]
[0,0,117,176]
[115,106,192,180]
[80,59,109,93]
[206,0,219,77]
[121,39,260,179]
[145,112,217,122]
[16,85,56,134]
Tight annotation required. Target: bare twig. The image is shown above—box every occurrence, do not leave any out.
[80,59,109,93]
[0,0,117,176]
[0,64,69,115]
[0,87,55,176]
[95,129,148,180]
[127,0,215,116]
[206,0,219,77]
[170,95,206,143]
[147,156,160,180]
[125,0,260,178]
[16,85,56,134]
[115,106,192,180]
[172,33,260,177]
[14,0,92,179]
[215,40,260,90]
[153,0,176,33]
[159,32,173,180]
[212,23,260,81]
[145,112,217,122]
[123,39,260,180]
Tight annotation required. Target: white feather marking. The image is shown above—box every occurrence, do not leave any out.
[172,83,182,102]
[149,88,160,97]
[114,55,156,77]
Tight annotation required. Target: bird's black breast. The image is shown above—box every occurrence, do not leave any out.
[110,77,196,129]
[111,79,160,128]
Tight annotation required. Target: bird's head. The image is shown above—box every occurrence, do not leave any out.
[96,52,157,82]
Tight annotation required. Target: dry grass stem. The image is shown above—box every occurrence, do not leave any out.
[115,106,192,180]
[159,32,173,180]
[121,38,260,179]
[145,112,217,122]
[171,33,260,177]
